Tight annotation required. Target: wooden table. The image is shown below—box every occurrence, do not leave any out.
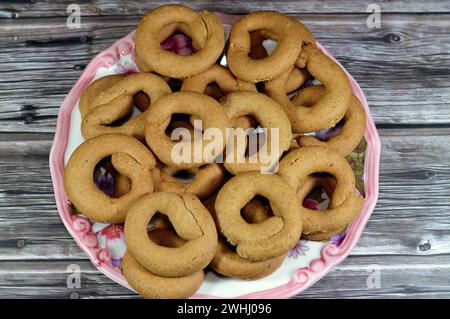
[0,0,449,299]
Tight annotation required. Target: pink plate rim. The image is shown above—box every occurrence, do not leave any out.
[49,13,381,299]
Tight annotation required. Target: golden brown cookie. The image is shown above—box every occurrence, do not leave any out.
[81,73,171,141]
[241,197,272,224]
[293,86,366,157]
[221,91,292,174]
[64,134,156,223]
[145,91,231,168]
[121,252,204,299]
[211,237,286,280]
[247,30,310,93]
[79,75,124,118]
[278,146,364,234]
[121,228,204,300]
[214,172,302,261]
[266,44,352,133]
[227,11,303,82]
[206,197,286,280]
[135,5,225,78]
[124,192,217,277]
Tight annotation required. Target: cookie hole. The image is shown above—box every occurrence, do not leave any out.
[93,156,131,198]
[147,215,187,248]
[133,92,150,112]
[167,78,183,92]
[300,174,336,211]
[222,238,240,255]
[204,82,224,101]
[107,114,134,127]
[249,30,278,59]
[246,129,267,157]
[166,167,197,183]
[148,228,186,248]
[309,118,345,142]
[148,213,172,231]
[255,82,266,94]
[165,113,195,140]
[160,23,193,56]
[241,195,274,224]
[244,119,267,157]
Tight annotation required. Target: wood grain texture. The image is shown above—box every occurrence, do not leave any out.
[0,0,449,299]
[1,255,450,299]
[1,0,450,17]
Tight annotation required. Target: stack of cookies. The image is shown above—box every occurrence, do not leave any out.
[64,4,366,298]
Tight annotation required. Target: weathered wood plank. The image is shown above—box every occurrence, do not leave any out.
[299,254,450,299]
[0,14,450,133]
[1,0,450,17]
[1,255,450,298]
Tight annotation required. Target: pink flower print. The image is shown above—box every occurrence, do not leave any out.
[303,198,319,210]
[160,34,192,55]
[289,240,310,259]
[100,224,122,240]
[330,233,346,247]
[84,232,99,248]
[96,224,126,263]
[97,248,113,265]
[72,216,91,235]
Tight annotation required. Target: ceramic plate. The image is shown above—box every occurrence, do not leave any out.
[49,13,381,299]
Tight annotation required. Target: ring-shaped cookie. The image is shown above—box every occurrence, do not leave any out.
[121,252,204,299]
[211,237,286,280]
[206,197,286,279]
[293,85,366,157]
[221,91,292,174]
[79,75,124,118]
[145,91,231,168]
[214,172,302,261]
[227,11,303,82]
[242,198,272,224]
[135,5,225,78]
[248,30,310,93]
[121,228,204,299]
[64,134,156,223]
[81,73,171,140]
[266,44,352,133]
[277,146,364,234]
[134,19,208,73]
[124,192,217,277]
[285,68,310,94]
